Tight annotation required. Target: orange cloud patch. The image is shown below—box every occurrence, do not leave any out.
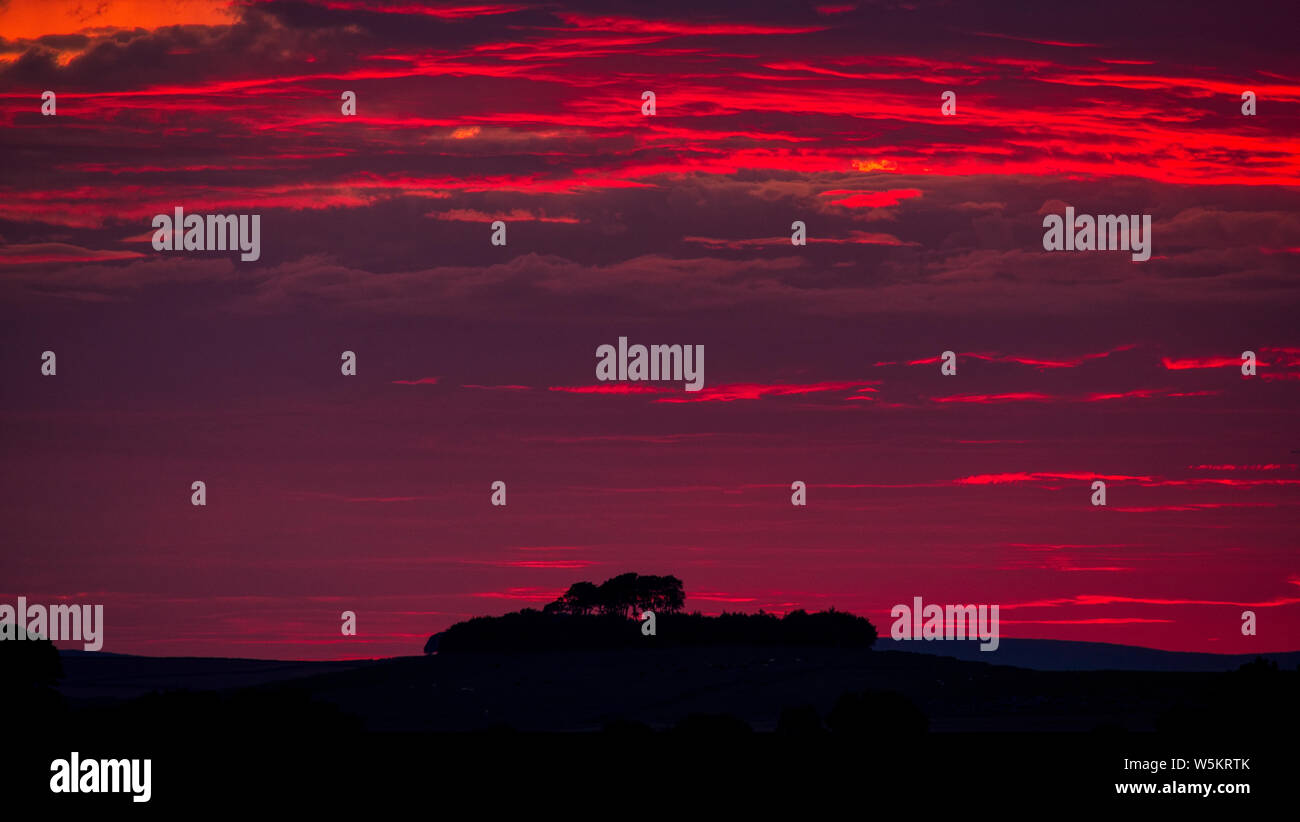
[0,0,234,39]
[851,159,899,172]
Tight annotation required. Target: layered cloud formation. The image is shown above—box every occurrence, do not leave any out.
[0,0,1296,659]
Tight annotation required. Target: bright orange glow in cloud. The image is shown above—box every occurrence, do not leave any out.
[0,0,235,39]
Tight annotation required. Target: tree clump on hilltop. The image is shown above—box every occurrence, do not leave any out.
[426,573,877,653]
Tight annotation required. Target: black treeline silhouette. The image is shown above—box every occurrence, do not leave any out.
[545,572,686,618]
[426,573,878,653]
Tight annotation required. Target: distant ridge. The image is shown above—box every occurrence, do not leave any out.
[880,637,1300,672]
[58,649,133,658]
[53,652,374,701]
[58,639,1300,673]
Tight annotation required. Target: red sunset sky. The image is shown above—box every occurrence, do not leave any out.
[0,0,1297,659]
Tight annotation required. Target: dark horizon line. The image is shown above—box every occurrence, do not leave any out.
[51,636,1300,664]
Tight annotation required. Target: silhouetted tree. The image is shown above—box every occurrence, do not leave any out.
[434,601,878,653]
[652,575,685,613]
[598,573,640,618]
[781,608,877,647]
[542,573,686,619]
[1236,656,1278,676]
[634,574,660,615]
[549,581,601,616]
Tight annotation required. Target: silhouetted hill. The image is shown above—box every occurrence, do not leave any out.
[878,637,1300,672]
[54,652,372,701]
[15,646,1296,812]
[2,633,65,737]
[44,644,1300,736]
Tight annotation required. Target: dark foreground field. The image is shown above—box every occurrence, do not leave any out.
[8,643,1295,809]
[44,643,1300,734]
